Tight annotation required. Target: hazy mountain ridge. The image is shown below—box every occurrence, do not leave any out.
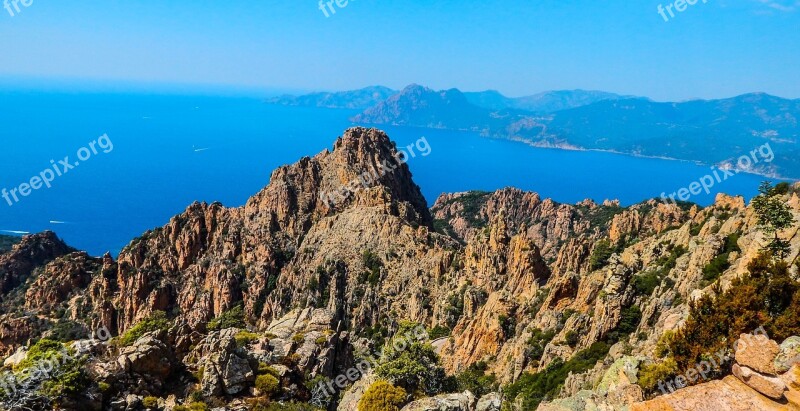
[347,85,800,179]
[266,85,397,109]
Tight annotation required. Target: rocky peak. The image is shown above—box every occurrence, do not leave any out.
[0,231,73,294]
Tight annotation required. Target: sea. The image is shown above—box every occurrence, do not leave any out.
[0,89,783,256]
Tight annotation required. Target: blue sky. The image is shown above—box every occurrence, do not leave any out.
[0,0,798,100]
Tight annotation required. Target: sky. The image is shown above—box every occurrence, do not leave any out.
[0,0,798,101]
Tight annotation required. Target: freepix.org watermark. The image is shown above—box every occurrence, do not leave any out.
[319,136,431,207]
[657,0,709,22]
[2,134,114,207]
[4,0,32,17]
[659,143,774,205]
[318,0,354,18]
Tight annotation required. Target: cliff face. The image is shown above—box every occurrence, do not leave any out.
[0,128,798,411]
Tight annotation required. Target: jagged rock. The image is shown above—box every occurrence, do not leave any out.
[117,331,173,378]
[400,391,477,411]
[336,372,378,411]
[475,393,502,411]
[735,333,781,375]
[195,328,255,396]
[732,364,786,400]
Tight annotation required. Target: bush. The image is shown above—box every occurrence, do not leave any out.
[14,338,65,372]
[358,381,407,411]
[208,305,246,331]
[375,322,446,395]
[118,311,170,346]
[427,325,451,340]
[638,358,679,393]
[235,330,260,348]
[362,250,383,286]
[505,342,610,409]
[564,331,579,347]
[589,239,614,270]
[255,374,281,397]
[142,396,159,409]
[526,328,556,363]
[454,361,498,397]
[667,253,800,387]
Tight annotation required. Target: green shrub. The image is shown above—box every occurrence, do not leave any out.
[14,338,65,372]
[526,328,556,363]
[208,305,246,331]
[362,250,383,286]
[701,233,740,286]
[454,361,497,397]
[505,342,610,409]
[427,325,451,340]
[564,331,579,347]
[638,358,679,393]
[358,381,407,411]
[589,239,614,270]
[118,311,170,346]
[40,357,91,398]
[375,322,446,396]
[142,396,159,409]
[255,374,280,397]
[235,330,260,348]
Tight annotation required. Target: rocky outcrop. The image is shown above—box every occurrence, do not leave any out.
[401,391,477,411]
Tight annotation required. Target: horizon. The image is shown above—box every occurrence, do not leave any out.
[2,76,799,103]
[1,1,798,101]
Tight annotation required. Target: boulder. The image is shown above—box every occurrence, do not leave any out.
[400,391,477,411]
[475,393,502,411]
[774,336,800,374]
[732,363,786,400]
[117,331,173,378]
[735,334,780,375]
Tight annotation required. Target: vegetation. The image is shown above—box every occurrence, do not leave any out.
[375,322,446,396]
[361,250,384,286]
[255,374,281,397]
[633,244,687,296]
[142,396,159,409]
[14,338,66,372]
[453,361,498,397]
[441,191,492,228]
[700,233,741,286]
[752,182,795,258]
[358,380,407,411]
[505,342,611,409]
[506,300,642,408]
[117,311,170,346]
[526,328,556,364]
[235,330,260,348]
[663,253,800,386]
[207,305,245,331]
[638,358,679,393]
[427,325,451,340]
[589,239,614,270]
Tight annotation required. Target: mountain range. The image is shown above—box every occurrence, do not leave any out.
[1,127,800,410]
[269,85,800,179]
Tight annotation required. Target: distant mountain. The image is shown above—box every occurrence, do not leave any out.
[351,84,529,132]
[351,85,800,179]
[464,89,632,112]
[266,85,397,109]
[534,93,800,176]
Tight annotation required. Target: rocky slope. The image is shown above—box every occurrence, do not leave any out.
[0,127,798,411]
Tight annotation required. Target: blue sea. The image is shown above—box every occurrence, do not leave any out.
[0,89,782,256]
